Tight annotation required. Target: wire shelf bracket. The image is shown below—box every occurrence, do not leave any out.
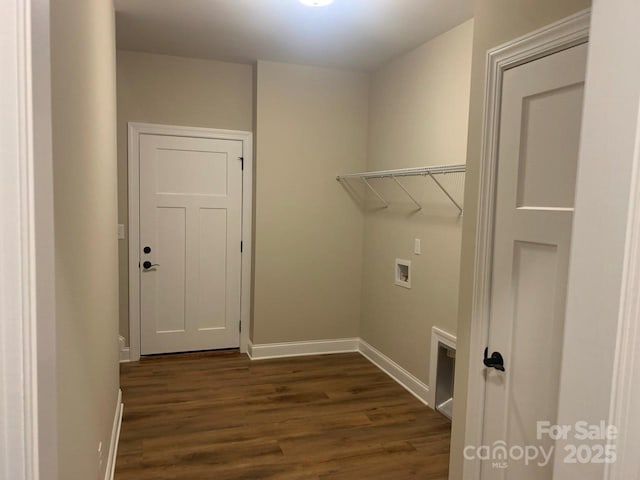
[362,178,389,208]
[427,172,463,214]
[391,175,422,210]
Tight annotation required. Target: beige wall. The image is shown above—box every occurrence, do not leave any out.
[116,51,253,343]
[50,0,120,478]
[252,61,369,343]
[448,1,591,478]
[360,20,473,384]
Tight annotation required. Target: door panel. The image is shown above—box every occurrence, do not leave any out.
[155,206,186,333]
[517,83,584,209]
[481,43,587,479]
[139,134,242,355]
[197,208,228,331]
[155,148,229,195]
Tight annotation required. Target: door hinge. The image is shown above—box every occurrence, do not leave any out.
[240,241,243,253]
[239,157,244,170]
[239,321,242,333]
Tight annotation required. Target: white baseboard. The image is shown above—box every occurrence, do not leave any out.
[247,337,431,408]
[358,339,431,407]
[105,389,123,480]
[119,335,130,363]
[247,338,360,360]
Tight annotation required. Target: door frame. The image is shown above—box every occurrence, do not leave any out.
[1,0,57,477]
[462,10,590,479]
[127,122,254,361]
[603,100,640,479]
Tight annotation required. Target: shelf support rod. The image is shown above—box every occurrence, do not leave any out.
[427,172,463,214]
[361,178,389,208]
[391,175,422,210]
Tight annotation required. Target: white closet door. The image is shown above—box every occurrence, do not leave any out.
[480,43,587,479]
[139,134,243,355]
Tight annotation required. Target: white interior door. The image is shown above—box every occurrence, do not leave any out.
[139,134,243,355]
[480,43,587,478]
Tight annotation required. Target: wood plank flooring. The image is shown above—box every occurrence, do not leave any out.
[115,351,451,480]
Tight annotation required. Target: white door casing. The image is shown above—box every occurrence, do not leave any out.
[128,124,253,360]
[1,0,57,478]
[462,10,590,480]
[481,43,587,479]
[557,0,640,478]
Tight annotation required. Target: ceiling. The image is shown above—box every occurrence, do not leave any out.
[114,0,473,71]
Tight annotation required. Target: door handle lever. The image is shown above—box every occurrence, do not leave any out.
[483,347,505,372]
[142,261,160,270]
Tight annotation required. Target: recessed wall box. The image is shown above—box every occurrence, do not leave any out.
[395,258,411,289]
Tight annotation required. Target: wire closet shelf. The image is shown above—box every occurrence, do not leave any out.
[336,164,466,214]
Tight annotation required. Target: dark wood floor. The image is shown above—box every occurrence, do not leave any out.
[115,351,451,480]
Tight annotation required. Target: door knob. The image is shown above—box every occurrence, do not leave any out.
[142,261,160,270]
[483,348,505,372]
